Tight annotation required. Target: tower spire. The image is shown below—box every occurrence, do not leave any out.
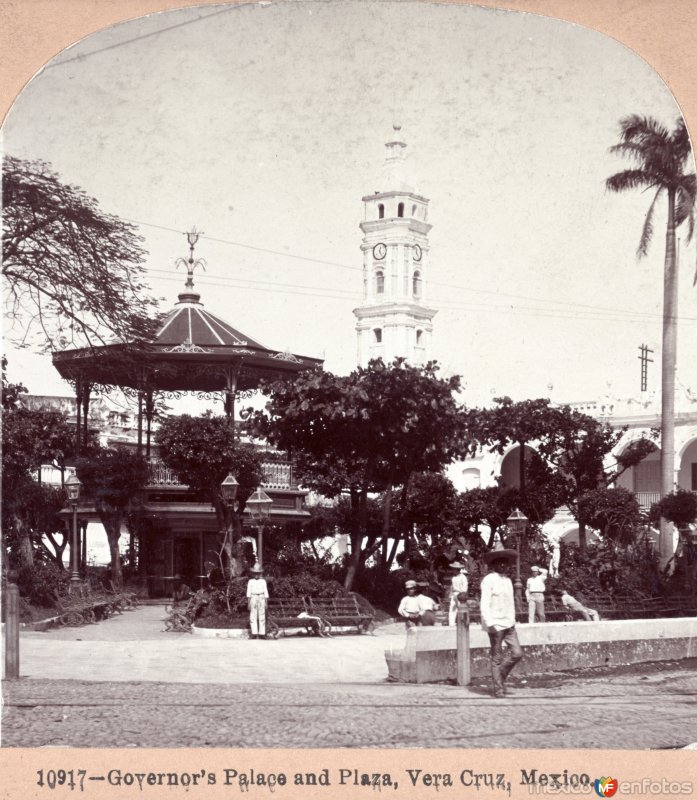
[382,124,413,192]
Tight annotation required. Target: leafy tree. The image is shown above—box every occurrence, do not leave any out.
[155,413,264,576]
[256,359,469,589]
[606,116,696,560]
[536,406,655,550]
[579,487,642,547]
[2,397,75,567]
[2,355,26,409]
[652,488,697,528]
[2,155,161,351]
[465,397,561,499]
[76,447,149,587]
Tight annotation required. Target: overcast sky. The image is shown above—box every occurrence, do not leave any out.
[3,0,696,410]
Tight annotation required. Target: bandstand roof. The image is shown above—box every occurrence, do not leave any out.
[52,274,323,395]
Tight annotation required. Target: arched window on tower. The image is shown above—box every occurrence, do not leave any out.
[397,202,404,217]
[378,203,385,219]
[413,270,422,298]
[416,329,423,346]
[412,204,417,217]
[375,270,385,295]
[374,328,383,343]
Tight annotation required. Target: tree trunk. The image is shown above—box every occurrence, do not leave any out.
[577,520,587,553]
[15,515,34,568]
[518,439,526,499]
[659,188,678,563]
[344,491,367,591]
[102,514,123,588]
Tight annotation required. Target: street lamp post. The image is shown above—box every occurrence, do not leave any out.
[506,507,528,613]
[246,488,273,568]
[66,473,82,587]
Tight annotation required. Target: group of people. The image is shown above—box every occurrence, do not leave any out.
[398,549,601,698]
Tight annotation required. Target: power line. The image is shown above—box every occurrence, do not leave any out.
[46,7,235,69]
[130,217,697,324]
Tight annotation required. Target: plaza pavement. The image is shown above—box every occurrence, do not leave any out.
[2,605,697,748]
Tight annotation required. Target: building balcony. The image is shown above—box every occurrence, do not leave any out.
[34,457,299,493]
[147,457,299,491]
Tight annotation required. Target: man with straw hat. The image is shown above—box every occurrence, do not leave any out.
[246,563,269,639]
[480,549,522,698]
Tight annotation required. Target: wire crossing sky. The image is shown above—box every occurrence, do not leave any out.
[3,1,696,407]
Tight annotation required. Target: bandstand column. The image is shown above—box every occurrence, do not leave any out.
[144,390,155,459]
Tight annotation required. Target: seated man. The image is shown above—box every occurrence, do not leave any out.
[398,580,437,628]
[560,589,600,621]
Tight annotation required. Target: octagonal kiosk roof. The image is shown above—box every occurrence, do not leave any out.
[52,259,323,395]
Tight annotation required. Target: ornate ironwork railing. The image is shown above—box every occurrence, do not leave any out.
[147,458,297,490]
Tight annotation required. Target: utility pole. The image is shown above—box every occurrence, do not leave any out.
[638,344,654,392]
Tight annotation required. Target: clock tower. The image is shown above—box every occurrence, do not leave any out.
[354,127,437,367]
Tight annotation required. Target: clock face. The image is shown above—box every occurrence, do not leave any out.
[414,244,423,262]
[373,243,387,260]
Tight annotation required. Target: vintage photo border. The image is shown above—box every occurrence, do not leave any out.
[1,0,696,796]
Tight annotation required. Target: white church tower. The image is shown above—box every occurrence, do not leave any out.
[354,126,437,367]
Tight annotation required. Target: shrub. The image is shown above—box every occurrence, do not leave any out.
[16,560,69,607]
[651,489,697,528]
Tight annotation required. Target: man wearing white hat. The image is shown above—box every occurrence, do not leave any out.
[398,580,437,629]
[448,561,469,626]
[526,565,548,624]
[480,549,523,698]
[246,563,269,639]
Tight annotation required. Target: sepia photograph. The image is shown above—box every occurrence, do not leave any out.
[2,0,697,773]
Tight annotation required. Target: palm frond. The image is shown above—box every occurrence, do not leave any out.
[618,115,670,147]
[637,188,661,258]
[671,117,693,165]
[675,184,695,243]
[606,170,655,193]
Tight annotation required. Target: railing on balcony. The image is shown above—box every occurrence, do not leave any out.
[636,491,660,510]
[147,458,297,491]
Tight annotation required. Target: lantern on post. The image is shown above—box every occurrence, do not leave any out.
[506,507,528,612]
[246,488,273,568]
[66,473,82,586]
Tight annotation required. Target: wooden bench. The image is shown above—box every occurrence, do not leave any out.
[105,580,140,612]
[53,587,115,626]
[163,590,209,632]
[265,597,330,639]
[305,594,375,634]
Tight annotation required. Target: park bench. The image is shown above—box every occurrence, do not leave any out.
[52,586,115,627]
[163,589,209,632]
[305,593,376,634]
[105,580,140,612]
[264,597,331,638]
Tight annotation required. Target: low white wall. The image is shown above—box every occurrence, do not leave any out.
[385,617,697,683]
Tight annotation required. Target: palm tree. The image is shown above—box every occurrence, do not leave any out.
[606,115,696,562]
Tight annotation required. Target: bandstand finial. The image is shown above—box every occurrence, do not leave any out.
[176,227,207,290]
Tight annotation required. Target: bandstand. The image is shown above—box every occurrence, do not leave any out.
[52,233,323,595]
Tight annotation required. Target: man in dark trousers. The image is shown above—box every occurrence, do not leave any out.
[480,549,523,698]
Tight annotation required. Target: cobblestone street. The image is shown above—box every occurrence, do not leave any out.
[4,667,697,749]
[3,606,697,749]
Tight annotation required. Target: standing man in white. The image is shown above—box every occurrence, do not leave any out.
[448,561,469,626]
[246,563,269,640]
[526,565,548,623]
[480,549,523,698]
